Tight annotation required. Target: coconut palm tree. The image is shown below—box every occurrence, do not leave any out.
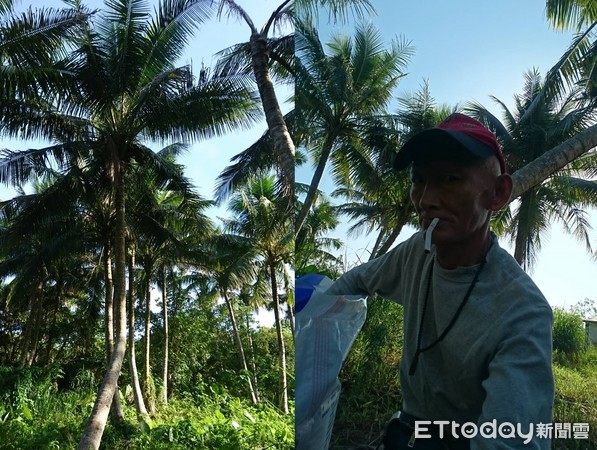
[225,174,292,413]
[203,232,261,404]
[294,20,413,234]
[1,0,260,447]
[214,0,295,204]
[467,68,597,270]
[483,2,597,201]
[125,145,215,412]
[213,0,376,208]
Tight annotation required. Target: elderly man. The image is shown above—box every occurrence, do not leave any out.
[327,113,554,449]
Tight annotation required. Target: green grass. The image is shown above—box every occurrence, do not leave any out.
[0,381,294,450]
[552,345,597,449]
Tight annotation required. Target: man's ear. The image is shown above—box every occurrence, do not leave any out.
[490,174,513,211]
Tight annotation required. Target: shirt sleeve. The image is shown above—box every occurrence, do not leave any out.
[324,244,405,301]
[472,301,554,450]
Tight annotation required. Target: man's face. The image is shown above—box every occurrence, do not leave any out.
[409,158,497,247]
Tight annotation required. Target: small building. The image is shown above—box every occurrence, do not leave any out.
[583,317,597,345]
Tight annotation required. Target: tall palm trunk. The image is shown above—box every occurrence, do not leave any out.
[369,227,387,261]
[269,261,288,414]
[78,158,128,450]
[44,279,62,366]
[128,246,148,418]
[222,289,258,404]
[220,0,295,203]
[375,222,407,258]
[102,246,124,422]
[296,135,334,234]
[143,269,155,414]
[250,30,295,202]
[513,192,536,268]
[509,123,597,201]
[27,291,44,366]
[160,265,169,404]
[103,246,114,365]
[244,311,260,403]
[18,279,43,368]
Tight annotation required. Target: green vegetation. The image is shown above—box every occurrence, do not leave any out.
[0,364,294,450]
[553,308,590,362]
[0,0,294,448]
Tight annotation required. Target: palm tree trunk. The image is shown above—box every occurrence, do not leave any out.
[269,261,288,414]
[128,246,148,418]
[27,292,44,366]
[160,265,168,405]
[509,123,597,201]
[103,247,125,423]
[249,31,295,204]
[375,223,406,258]
[78,158,128,450]
[18,308,33,368]
[104,246,114,364]
[43,280,62,366]
[295,135,334,234]
[513,192,535,268]
[18,279,43,368]
[244,311,260,403]
[223,290,258,404]
[286,301,295,338]
[369,227,387,261]
[143,271,155,415]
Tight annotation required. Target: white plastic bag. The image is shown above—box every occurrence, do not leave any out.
[295,274,368,450]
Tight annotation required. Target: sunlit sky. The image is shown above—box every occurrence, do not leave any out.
[2,1,596,313]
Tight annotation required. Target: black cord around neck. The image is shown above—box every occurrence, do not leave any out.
[408,243,491,376]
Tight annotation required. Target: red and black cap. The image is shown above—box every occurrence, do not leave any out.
[393,113,507,174]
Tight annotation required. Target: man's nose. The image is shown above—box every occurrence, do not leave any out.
[417,182,441,211]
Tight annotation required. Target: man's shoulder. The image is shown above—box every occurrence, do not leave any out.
[489,243,551,312]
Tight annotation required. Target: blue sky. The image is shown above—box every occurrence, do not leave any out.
[296,1,597,312]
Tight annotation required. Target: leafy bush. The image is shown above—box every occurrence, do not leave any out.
[552,308,588,363]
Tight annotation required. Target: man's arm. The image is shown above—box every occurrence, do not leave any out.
[325,244,407,300]
[473,302,554,450]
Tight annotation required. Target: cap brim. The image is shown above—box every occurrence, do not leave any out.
[393,128,496,171]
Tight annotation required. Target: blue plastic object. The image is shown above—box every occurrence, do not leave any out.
[296,273,326,313]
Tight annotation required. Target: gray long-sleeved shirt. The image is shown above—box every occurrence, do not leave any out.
[328,232,554,449]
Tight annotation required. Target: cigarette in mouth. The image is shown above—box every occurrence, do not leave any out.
[424,218,440,253]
